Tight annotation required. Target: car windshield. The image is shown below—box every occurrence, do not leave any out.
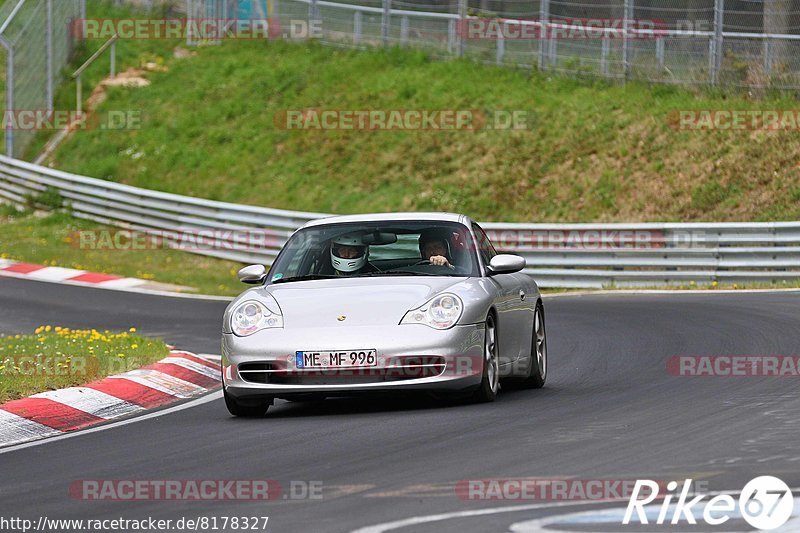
[267,221,480,283]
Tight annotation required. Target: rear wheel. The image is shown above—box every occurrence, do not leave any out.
[224,389,272,417]
[472,314,500,402]
[521,302,547,388]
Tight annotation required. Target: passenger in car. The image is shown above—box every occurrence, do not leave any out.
[330,232,377,275]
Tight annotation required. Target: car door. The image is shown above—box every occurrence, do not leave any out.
[472,222,529,365]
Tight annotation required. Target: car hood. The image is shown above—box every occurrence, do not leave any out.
[265,277,466,328]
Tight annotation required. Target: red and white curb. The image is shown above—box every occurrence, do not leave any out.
[0,259,152,289]
[0,350,221,448]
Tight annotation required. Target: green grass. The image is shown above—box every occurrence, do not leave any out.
[0,210,245,296]
[0,325,169,403]
[5,22,800,295]
[39,39,800,223]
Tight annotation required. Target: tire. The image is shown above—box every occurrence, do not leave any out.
[521,301,547,389]
[224,388,272,417]
[472,314,500,403]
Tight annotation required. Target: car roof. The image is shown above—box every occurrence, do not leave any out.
[300,212,471,229]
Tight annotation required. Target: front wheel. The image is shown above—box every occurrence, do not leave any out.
[472,314,500,402]
[521,301,547,388]
[224,389,272,417]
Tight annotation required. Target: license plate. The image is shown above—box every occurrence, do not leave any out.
[295,349,377,369]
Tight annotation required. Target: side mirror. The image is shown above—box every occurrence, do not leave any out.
[237,264,267,284]
[487,254,525,275]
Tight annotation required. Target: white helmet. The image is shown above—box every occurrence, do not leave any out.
[331,232,368,273]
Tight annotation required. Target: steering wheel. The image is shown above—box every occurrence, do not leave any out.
[413,259,455,270]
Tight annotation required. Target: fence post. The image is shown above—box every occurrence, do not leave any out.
[496,21,504,65]
[763,39,773,75]
[601,35,609,77]
[110,41,116,78]
[447,19,455,54]
[656,36,664,72]
[80,0,86,21]
[381,0,391,47]
[187,0,193,46]
[0,36,12,157]
[76,75,82,116]
[353,10,361,45]
[538,0,549,71]
[309,0,318,27]
[711,0,724,85]
[457,0,466,57]
[400,15,409,46]
[46,0,53,114]
[622,0,633,78]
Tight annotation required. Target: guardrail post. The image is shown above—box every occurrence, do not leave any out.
[381,0,391,47]
[538,0,549,71]
[353,10,362,45]
[711,0,724,85]
[622,0,633,79]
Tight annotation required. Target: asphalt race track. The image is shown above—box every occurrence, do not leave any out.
[1,276,800,532]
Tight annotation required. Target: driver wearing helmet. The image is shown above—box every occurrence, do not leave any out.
[418,228,454,268]
[330,232,375,275]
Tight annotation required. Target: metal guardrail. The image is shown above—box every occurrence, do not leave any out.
[1,154,799,288]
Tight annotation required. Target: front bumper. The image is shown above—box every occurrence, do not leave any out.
[222,323,485,399]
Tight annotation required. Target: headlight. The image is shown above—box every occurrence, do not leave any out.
[400,293,463,330]
[230,300,283,336]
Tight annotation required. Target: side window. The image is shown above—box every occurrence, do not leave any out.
[472,223,497,268]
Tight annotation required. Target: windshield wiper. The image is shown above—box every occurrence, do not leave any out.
[271,274,339,284]
[363,270,439,277]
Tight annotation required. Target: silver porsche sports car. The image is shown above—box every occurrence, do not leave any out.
[221,212,547,416]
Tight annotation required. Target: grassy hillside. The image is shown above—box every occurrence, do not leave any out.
[46,40,800,222]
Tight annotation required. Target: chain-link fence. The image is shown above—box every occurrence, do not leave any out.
[0,0,85,158]
[188,0,800,90]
